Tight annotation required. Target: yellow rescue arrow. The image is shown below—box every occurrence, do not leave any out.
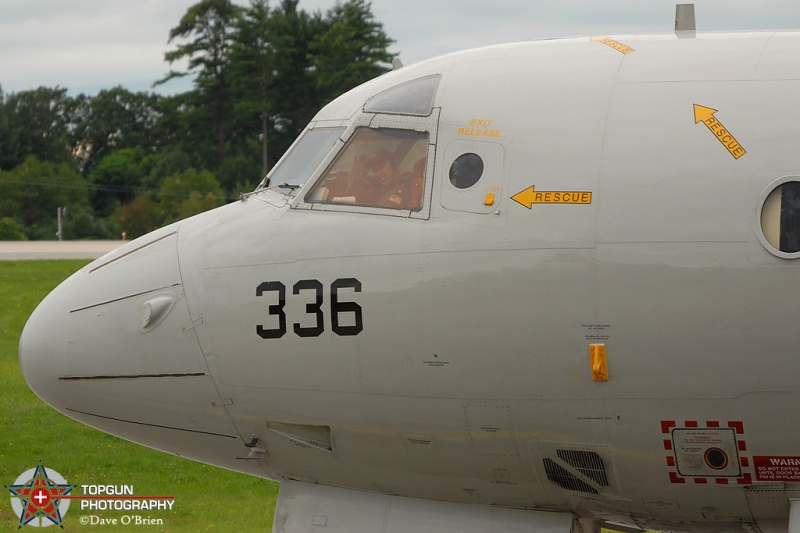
[511,186,592,209]
[591,36,635,54]
[693,104,746,159]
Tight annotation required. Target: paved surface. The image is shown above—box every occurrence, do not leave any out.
[0,241,125,261]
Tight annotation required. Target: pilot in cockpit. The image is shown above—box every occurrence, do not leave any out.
[308,130,426,212]
[350,148,420,210]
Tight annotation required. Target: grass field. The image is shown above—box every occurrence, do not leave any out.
[0,261,279,532]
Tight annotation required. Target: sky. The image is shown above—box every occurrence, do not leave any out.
[3,0,800,96]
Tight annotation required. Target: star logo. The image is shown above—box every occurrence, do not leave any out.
[6,464,72,528]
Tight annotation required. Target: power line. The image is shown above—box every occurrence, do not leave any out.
[0,176,244,202]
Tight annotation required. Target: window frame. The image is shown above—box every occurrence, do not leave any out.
[756,175,800,259]
[258,124,347,193]
[292,109,440,220]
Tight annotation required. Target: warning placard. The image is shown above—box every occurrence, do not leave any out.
[672,428,740,477]
[753,456,800,482]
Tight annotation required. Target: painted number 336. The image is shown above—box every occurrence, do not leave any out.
[256,278,363,338]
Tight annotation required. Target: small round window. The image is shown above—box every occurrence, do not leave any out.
[759,179,800,258]
[449,153,484,189]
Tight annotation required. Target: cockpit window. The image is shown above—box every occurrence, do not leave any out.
[259,127,344,192]
[306,128,428,211]
[364,75,440,117]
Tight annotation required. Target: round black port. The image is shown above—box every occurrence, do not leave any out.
[704,447,728,470]
[449,153,484,189]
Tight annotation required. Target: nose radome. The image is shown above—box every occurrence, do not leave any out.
[20,226,187,402]
[18,225,228,442]
[19,224,253,471]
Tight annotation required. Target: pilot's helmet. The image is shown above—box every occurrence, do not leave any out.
[369,148,392,169]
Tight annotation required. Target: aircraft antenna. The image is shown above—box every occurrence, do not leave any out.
[675,4,696,38]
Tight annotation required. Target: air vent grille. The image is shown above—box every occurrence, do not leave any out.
[543,458,598,494]
[556,449,609,487]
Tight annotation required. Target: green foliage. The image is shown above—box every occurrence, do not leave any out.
[0,168,24,224]
[0,261,279,531]
[160,168,225,224]
[141,147,193,190]
[161,0,243,86]
[0,217,26,240]
[229,0,273,173]
[0,0,396,240]
[62,205,116,240]
[163,0,396,173]
[158,0,243,169]
[263,0,327,157]
[311,0,395,104]
[0,156,92,239]
[88,147,150,217]
[116,193,162,239]
[0,87,73,170]
[216,151,263,192]
[70,86,163,173]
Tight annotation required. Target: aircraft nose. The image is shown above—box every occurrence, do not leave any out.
[18,226,235,454]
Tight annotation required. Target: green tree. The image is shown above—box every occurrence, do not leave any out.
[156,0,397,181]
[226,0,395,168]
[70,87,163,174]
[2,156,91,239]
[0,167,25,225]
[264,0,325,156]
[0,85,8,166]
[311,0,395,105]
[141,147,195,191]
[62,205,116,240]
[0,216,26,240]
[229,0,274,174]
[117,194,162,239]
[0,87,74,170]
[0,0,400,240]
[216,152,262,194]
[88,148,151,217]
[157,0,243,168]
[159,168,225,224]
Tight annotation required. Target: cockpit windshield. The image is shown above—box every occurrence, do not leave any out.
[306,128,428,211]
[258,127,344,192]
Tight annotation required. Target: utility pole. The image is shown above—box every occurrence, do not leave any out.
[56,207,66,241]
[261,111,269,175]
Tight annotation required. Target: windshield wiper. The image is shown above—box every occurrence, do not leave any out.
[278,182,300,190]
